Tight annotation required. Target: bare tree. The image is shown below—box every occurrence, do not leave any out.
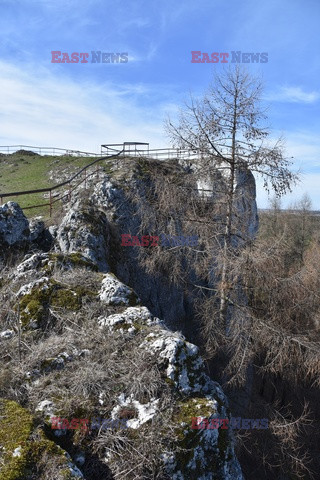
[165,65,298,324]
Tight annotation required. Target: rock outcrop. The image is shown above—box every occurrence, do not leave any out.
[0,248,243,479]
[234,167,259,241]
[0,202,52,257]
[0,202,30,247]
[0,156,259,479]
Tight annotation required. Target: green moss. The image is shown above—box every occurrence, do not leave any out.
[68,253,98,271]
[73,285,96,297]
[167,397,228,479]
[28,435,64,460]
[175,429,205,476]
[25,433,74,479]
[170,343,200,390]
[173,397,215,426]
[18,280,95,329]
[0,399,33,480]
[19,284,52,328]
[0,399,84,479]
[51,288,81,310]
[21,299,45,327]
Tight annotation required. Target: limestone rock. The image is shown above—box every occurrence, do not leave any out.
[0,202,30,247]
[234,167,259,240]
[99,273,139,306]
[0,329,14,339]
[98,305,162,333]
[55,207,110,271]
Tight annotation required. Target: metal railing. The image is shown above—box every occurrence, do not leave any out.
[0,145,101,156]
[0,151,123,216]
[138,147,200,161]
[0,142,204,216]
[101,143,201,161]
[0,143,202,161]
[101,142,150,156]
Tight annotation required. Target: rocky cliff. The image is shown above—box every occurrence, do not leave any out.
[0,156,257,479]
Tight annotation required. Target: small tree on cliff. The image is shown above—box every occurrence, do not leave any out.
[165,65,298,324]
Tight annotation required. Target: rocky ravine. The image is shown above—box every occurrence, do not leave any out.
[0,158,248,480]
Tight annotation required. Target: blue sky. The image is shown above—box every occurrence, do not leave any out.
[0,0,319,208]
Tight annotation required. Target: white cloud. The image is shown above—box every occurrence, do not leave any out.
[0,61,168,152]
[265,86,320,104]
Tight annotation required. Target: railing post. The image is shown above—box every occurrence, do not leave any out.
[68,182,71,202]
[84,167,87,189]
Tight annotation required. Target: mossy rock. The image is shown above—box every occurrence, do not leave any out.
[0,399,33,480]
[167,396,234,479]
[18,280,95,329]
[21,299,45,327]
[0,399,83,480]
[51,288,81,310]
[173,397,216,426]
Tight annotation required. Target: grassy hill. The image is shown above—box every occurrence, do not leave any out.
[0,152,110,218]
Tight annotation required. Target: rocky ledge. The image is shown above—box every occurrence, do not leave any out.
[0,163,245,480]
